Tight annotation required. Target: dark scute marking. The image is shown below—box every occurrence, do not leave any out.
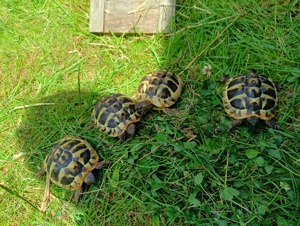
[263,99,276,110]
[67,139,81,150]
[73,143,86,153]
[52,147,63,161]
[259,75,271,83]
[106,99,115,106]
[57,138,71,147]
[246,100,262,111]
[159,87,171,99]
[110,102,122,113]
[245,87,261,98]
[262,79,274,88]
[166,80,178,92]
[107,118,119,128]
[155,71,165,78]
[99,110,110,125]
[65,162,84,177]
[50,164,62,182]
[230,98,245,109]
[60,174,75,186]
[128,104,136,114]
[227,75,245,89]
[94,103,103,119]
[151,78,161,86]
[118,96,132,104]
[263,88,276,99]
[164,72,179,85]
[137,82,145,93]
[245,77,261,87]
[227,87,244,100]
[80,150,91,165]
[146,86,158,97]
[57,150,73,168]
[166,72,178,82]
[117,109,130,122]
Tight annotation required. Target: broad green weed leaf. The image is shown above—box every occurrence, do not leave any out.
[151,215,159,226]
[138,158,159,174]
[194,172,204,185]
[257,205,268,215]
[268,149,281,159]
[222,187,240,201]
[131,143,143,152]
[287,76,296,82]
[151,174,162,191]
[245,149,259,159]
[188,193,201,206]
[254,156,264,166]
[110,169,120,188]
[174,144,182,152]
[184,141,197,150]
[265,165,273,174]
[277,216,288,226]
[197,116,209,124]
[155,133,167,146]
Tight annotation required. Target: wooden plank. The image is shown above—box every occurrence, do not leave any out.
[158,0,176,32]
[89,0,105,33]
[89,0,176,34]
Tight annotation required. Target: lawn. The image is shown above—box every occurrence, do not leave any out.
[0,0,299,225]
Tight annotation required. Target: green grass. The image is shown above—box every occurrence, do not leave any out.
[1,0,300,225]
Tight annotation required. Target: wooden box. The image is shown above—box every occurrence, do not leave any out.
[89,0,176,34]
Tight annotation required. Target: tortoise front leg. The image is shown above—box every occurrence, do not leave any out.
[228,119,244,131]
[265,120,280,129]
[162,107,181,114]
[96,160,111,169]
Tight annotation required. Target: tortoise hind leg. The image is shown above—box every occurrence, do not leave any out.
[265,120,280,129]
[228,119,243,131]
[75,187,83,204]
[119,132,127,142]
[40,174,51,211]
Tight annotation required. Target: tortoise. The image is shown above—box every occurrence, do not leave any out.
[38,136,110,203]
[222,72,279,130]
[135,71,184,114]
[92,93,152,141]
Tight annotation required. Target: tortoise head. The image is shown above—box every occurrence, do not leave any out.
[84,172,96,185]
[246,117,259,127]
[118,123,137,142]
[135,100,153,115]
[126,123,136,136]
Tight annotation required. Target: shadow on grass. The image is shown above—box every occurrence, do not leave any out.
[15,89,111,175]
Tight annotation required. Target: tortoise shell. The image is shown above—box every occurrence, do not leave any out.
[92,94,142,138]
[222,73,278,121]
[43,136,99,190]
[136,71,183,108]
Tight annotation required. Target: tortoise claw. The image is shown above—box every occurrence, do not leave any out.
[265,120,280,129]
[96,160,111,169]
[227,119,243,132]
